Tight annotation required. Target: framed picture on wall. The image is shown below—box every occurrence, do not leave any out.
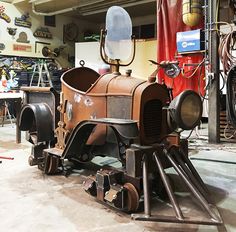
[44,16,56,27]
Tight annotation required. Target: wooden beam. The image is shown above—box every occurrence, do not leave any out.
[208,0,220,143]
[12,0,27,4]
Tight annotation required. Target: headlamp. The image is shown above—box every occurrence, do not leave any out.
[168,90,202,130]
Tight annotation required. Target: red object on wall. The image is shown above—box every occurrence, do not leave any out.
[157,0,205,97]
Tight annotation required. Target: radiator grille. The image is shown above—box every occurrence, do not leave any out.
[143,99,162,138]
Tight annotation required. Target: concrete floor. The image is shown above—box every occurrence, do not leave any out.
[0,123,236,232]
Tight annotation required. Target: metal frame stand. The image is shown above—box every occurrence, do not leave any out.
[131,146,222,225]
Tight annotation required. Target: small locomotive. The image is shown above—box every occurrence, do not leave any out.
[19,6,222,225]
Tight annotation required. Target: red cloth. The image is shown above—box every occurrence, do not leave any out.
[157,0,205,97]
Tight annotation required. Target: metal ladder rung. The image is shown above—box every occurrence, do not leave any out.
[30,61,53,87]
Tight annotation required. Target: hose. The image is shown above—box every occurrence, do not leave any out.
[217,22,236,138]
[218,31,236,75]
[226,66,236,128]
[181,58,205,79]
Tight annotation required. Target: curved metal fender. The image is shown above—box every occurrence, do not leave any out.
[19,103,54,143]
[62,118,139,160]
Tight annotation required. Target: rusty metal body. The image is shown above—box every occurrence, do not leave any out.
[17,4,223,226]
[18,67,223,225]
[61,67,169,145]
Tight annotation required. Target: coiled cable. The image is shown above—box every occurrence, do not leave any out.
[218,31,236,75]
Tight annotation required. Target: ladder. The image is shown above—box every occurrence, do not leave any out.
[30,60,53,87]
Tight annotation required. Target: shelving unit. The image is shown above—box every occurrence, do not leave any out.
[0,55,63,92]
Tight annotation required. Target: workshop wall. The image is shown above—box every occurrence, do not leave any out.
[75,13,157,78]
[132,14,156,27]
[0,2,99,68]
[75,40,156,79]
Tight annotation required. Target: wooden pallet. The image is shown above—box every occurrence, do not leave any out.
[220,111,236,142]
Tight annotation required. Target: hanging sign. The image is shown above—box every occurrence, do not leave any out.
[13,44,32,52]
[7,27,17,37]
[34,27,52,39]
[15,13,32,28]
[16,32,30,43]
[0,5,11,23]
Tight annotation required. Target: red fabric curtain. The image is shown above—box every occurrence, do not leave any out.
[157,0,205,97]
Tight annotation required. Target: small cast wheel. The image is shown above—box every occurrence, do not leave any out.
[124,183,140,212]
[44,155,60,174]
[28,155,37,166]
[48,156,59,174]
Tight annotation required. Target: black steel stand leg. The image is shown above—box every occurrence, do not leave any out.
[165,150,221,222]
[153,152,184,220]
[179,148,209,193]
[143,153,151,216]
[173,149,210,202]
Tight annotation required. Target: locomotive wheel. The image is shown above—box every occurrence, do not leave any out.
[124,183,140,212]
[44,155,60,174]
[49,155,60,174]
[28,155,37,166]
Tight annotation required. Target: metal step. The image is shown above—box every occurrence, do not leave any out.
[44,147,63,157]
